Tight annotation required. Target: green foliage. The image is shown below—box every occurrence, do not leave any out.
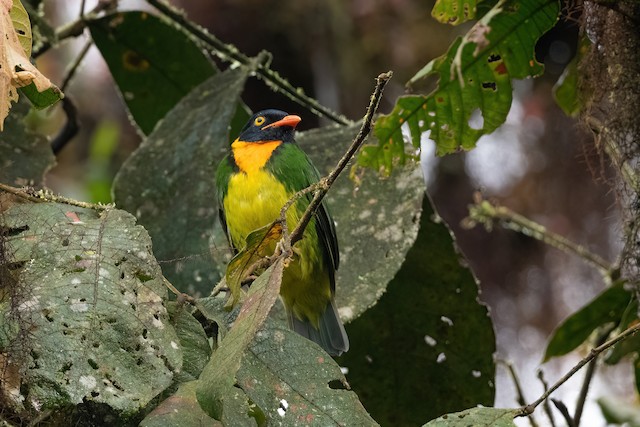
[89,11,218,135]
[431,0,478,25]
[141,381,221,427]
[361,0,559,172]
[87,120,120,204]
[17,82,64,110]
[423,407,520,426]
[338,195,496,425]
[0,203,181,416]
[0,98,55,186]
[544,282,631,361]
[553,36,589,117]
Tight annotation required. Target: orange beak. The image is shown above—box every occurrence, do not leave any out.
[261,115,302,130]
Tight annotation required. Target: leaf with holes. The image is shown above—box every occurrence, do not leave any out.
[237,319,378,426]
[431,0,478,25]
[362,0,559,172]
[0,203,181,417]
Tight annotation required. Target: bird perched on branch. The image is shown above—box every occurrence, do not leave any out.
[216,109,349,356]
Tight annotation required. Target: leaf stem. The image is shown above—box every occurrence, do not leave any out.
[145,0,352,126]
[521,321,640,416]
[288,71,392,246]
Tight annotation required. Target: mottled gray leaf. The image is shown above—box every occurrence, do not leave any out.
[423,407,519,426]
[338,195,496,425]
[1,203,181,416]
[0,99,55,186]
[113,67,250,296]
[298,123,424,321]
[238,320,378,426]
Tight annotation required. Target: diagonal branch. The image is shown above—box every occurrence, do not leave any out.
[520,321,640,417]
[288,71,392,247]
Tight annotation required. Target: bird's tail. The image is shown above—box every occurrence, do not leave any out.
[288,299,349,357]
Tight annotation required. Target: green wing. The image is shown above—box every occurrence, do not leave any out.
[215,154,235,251]
[267,143,340,277]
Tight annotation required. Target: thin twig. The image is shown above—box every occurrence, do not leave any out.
[573,325,614,426]
[521,321,640,416]
[51,97,79,154]
[289,71,392,246]
[464,193,615,276]
[498,360,539,427]
[0,183,110,210]
[162,277,196,305]
[145,0,351,126]
[61,39,93,92]
[537,370,557,427]
[551,399,575,427]
[32,0,117,58]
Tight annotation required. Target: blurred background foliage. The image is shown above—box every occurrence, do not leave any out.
[13,0,634,424]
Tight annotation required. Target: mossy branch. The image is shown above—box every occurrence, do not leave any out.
[463,192,616,278]
[0,183,111,211]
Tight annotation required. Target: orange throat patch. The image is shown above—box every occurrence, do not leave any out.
[231,139,282,173]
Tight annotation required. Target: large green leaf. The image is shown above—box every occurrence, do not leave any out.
[543,282,631,361]
[113,67,250,296]
[237,320,378,426]
[0,203,181,417]
[423,408,520,426]
[363,0,560,171]
[89,11,217,135]
[298,124,425,320]
[337,195,496,425]
[0,98,55,186]
[196,259,285,420]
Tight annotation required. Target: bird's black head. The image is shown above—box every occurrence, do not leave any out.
[236,109,301,143]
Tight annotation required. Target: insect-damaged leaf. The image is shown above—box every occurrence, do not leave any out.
[363,0,559,172]
[0,203,181,417]
[423,407,520,426]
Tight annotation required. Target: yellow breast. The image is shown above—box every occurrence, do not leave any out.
[224,169,290,249]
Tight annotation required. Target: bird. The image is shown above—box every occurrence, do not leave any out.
[215,109,349,356]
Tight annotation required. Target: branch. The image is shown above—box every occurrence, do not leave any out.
[32,0,117,58]
[520,321,640,417]
[288,71,392,246]
[498,360,539,427]
[536,370,557,427]
[464,193,615,276]
[0,183,110,210]
[145,0,351,126]
[573,325,614,426]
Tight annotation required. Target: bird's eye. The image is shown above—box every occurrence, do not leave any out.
[254,116,266,126]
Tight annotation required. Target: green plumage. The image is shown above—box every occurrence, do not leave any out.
[216,109,349,356]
